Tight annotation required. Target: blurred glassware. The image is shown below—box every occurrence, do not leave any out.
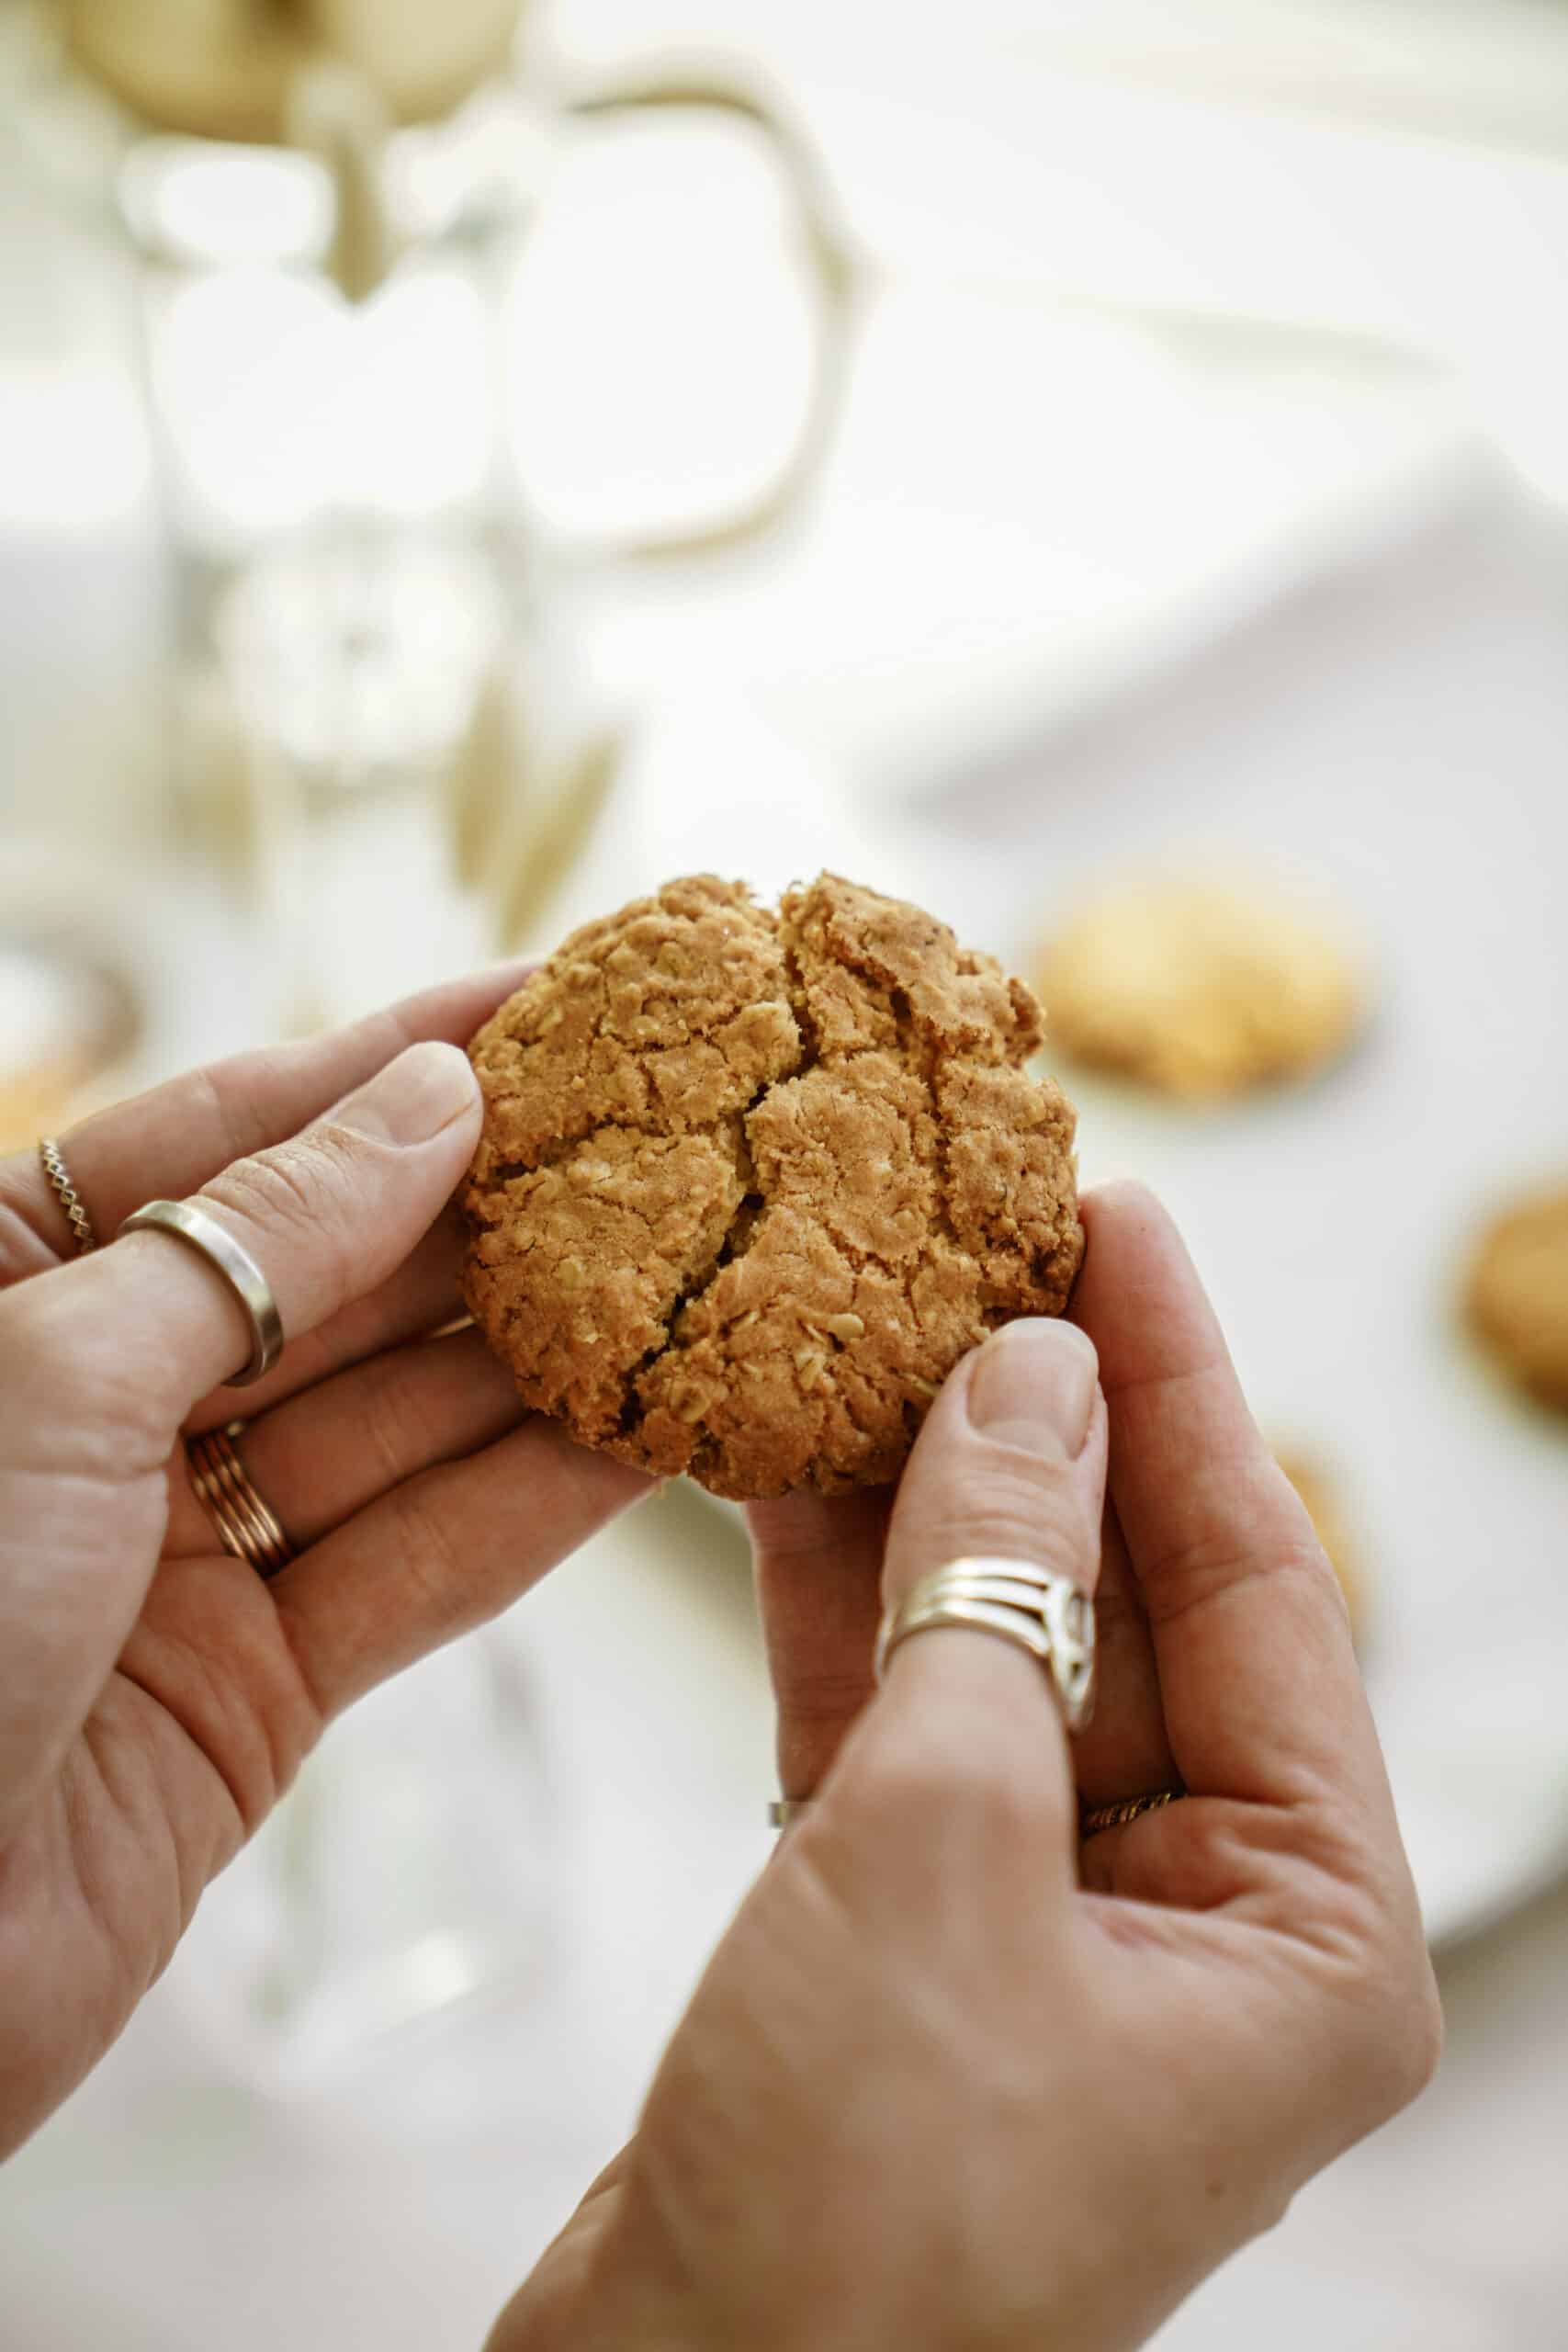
[0,1,854,2085]
[3,0,855,1020]
[0,922,140,1152]
[175,1618,561,2110]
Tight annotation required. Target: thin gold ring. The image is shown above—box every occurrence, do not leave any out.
[38,1137,97,1255]
[186,1425,295,1579]
[1079,1788,1183,1838]
[767,1798,812,1831]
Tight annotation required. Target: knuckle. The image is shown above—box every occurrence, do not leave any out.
[202,1128,365,1316]
[205,1133,342,1236]
[1368,1956,1444,2115]
[1287,1848,1444,2129]
[355,1347,433,1492]
[384,1476,469,1640]
[1329,1967,1443,2138]
[1404,1969,1446,2098]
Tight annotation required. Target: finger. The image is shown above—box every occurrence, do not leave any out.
[0,958,532,1280]
[181,1196,471,1431]
[828,1317,1108,1875]
[1073,1181,1377,1816]
[166,1325,525,1556]
[1068,1501,1178,1809]
[0,1044,485,1833]
[747,1487,889,1800]
[92,1042,483,1419]
[267,1418,655,1718]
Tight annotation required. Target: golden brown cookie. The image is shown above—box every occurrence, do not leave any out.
[1038,877,1364,1101]
[1274,1450,1363,1644]
[1465,1185,1568,1413]
[462,873,1084,1499]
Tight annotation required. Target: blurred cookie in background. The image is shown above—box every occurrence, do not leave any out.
[1274,1446,1365,1645]
[1037,875,1365,1102]
[1465,1184,1568,1415]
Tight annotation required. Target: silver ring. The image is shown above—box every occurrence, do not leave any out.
[118,1199,284,1385]
[875,1556,1097,1735]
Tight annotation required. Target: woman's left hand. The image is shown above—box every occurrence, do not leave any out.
[0,968,651,2157]
[491,1184,1439,2352]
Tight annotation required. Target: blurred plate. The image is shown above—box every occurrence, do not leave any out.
[884,473,1568,1950]
[0,838,266,1112]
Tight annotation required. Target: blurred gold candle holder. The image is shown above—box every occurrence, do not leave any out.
[4,0,859,1018]
[0,842,145,1155]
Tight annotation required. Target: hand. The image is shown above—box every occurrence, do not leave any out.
[492,1182,1439,2352]
[0,971,650,2156]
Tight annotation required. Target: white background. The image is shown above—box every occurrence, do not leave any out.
[5,1,1568,2345]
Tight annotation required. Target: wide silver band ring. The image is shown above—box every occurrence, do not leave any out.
[875,1555,1097,1736]
[118,1198,284,1385]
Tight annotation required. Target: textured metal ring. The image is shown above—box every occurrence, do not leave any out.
[186,1425,295,1579]
[1080,1788,1183,1838]
[37,1136,97,1255]
[875,1557,1097,1735]
[118,1197,284,1385]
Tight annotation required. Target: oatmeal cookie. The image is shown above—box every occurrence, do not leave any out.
[1038,877,1364,1101]
[462,873,1084,1498]
[1466,1185,1568,1413]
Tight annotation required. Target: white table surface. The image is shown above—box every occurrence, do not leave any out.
[6,6,1568,2346]
[6,488,1568,2352]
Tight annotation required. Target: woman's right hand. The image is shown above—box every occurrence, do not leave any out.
[493,1182,1439,2352]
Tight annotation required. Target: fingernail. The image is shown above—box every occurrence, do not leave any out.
[336,1043,479,1146]
[967,1318,1099,1457]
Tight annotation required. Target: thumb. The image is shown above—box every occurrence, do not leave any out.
[101,1039,481,1419]
[826,1318,1108,1859]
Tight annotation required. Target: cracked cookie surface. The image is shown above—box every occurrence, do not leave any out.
[461,873,1084,1498]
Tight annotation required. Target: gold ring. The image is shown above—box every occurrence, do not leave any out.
[186,1425,295,1579]
[38,1137,97,1255]
[1079,1788,1183,1838]
[767,1798,812,1830]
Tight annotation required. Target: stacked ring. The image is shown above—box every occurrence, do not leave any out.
[186,1426,295,1579]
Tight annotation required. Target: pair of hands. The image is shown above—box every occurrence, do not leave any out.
[0,967,1438,2351]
